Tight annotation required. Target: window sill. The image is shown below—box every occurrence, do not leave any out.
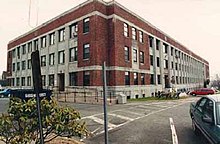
[83,58,89,61]
[69,61,78,64]
[83,32,89,35]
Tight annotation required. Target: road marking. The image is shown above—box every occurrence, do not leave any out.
[80,101,190,142]
[123,110,143,116]
[89,116,116,129]
[138,105,162,110]
[169,118,178,144]
[109,113,134,121]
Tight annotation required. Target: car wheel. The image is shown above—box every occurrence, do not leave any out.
[192,118,199,135]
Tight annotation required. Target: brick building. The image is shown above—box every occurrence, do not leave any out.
[6,0,209,98]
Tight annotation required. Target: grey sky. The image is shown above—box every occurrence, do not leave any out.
[1,0,220,79]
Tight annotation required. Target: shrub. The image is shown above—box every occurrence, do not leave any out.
[0,98,87,144]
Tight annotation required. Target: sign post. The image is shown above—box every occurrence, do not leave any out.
[31,50,44,144]
[102,62,108,144]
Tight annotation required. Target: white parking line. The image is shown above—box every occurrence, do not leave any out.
[109,113,134,121]
[169,118,178,144]
[89,116,116,129]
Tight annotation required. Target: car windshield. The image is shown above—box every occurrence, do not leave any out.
[217,102,220,125]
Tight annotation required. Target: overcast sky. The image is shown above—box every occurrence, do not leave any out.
[1,0,220,79]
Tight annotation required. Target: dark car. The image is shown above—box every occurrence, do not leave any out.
[190,88,215,96]
[0,89,11,98]
[190,95,220,144]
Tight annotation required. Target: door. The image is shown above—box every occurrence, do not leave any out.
[58,73,65,91]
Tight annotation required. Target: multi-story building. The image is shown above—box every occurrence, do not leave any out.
[6,0,209,98]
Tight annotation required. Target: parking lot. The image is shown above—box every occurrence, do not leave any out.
[59,97,207,143]
[0,96,208,144]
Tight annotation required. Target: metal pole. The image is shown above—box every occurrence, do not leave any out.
[36,91,44,144]
[102,62,108,144]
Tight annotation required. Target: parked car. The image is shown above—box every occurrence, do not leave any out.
[0,89,11,98]
[190,88,215,96]
[190,95,220,144]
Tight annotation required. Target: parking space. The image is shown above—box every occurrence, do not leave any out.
[60,98,197,137]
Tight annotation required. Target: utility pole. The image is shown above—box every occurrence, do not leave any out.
[102,62,108,144]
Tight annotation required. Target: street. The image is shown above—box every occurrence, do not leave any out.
[0,97,209,144]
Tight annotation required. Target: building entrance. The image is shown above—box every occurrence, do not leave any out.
[58,73,65,91]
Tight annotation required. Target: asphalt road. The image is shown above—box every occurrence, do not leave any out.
[0,97,209,144]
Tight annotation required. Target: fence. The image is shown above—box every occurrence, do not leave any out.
[53,87,118,105]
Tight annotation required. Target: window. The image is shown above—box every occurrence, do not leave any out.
[49,74,54,86]
[28,59,31,69]
[216,103,220,125]
[196,98,207,112]
[41,55,46,66]
[58,50,65,64]
[133,49,137,62]
[59,28,65,42]
[124,46,129,61]
[28,42,32,53]
[83,43,90,59]
[12,49,16,58]
[157,57,160,67]
[22,44,26,54]
[21,77,25,86]
[141,73,145,85]
[83,71,90,86]
[164,60,168,69]
[69,47,78,62]
[139,31,143,43]
[34,39,38,50]
[163,44,168,53]
[171,62,174,69]
[134,73,138,85]
[41,36,46,48]
[171,47,174,56]
[69,72,78,86]
[21,61,26,70]
[150,55,154,66]
[49,32,55,45]
[150,74,154,84]
[17,47,20,59]
[27,76,31,86]
[12,63,15,71]
[156,39,160,50]
[132,27,136,40]
[125,72,130,85]
[17,62,20,71]
[16,77,20,86]
[42,75,46,86]
[175,63,178,70]
[176,76,179,84]
[203,100,214,120]
[83,18,90,33]
[124,23,129,37]
[157,75,161,84]
[70,23,78,38]
[49,53,55,65]
[149,36,153,48]
[140,51,144,64]
[11,78,15,86]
